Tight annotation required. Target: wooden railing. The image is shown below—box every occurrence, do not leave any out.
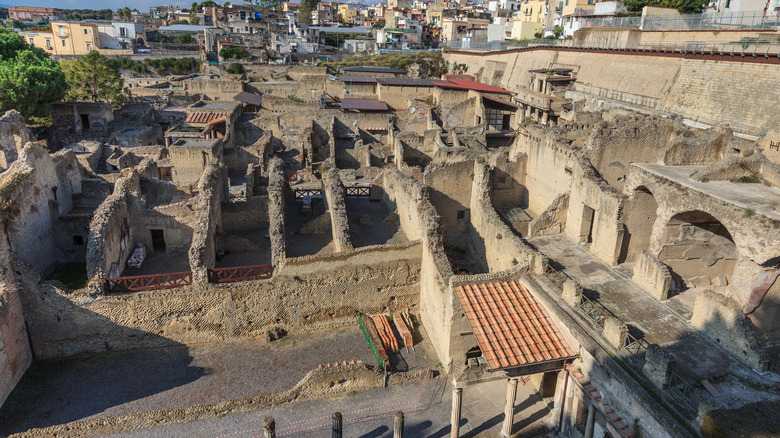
[294,188,322,199]
[106,271,192,292]
[345,186,370,197]
[207,264,273,283]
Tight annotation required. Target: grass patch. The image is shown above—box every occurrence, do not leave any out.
[744,207,755,218]
[737,175,760,183]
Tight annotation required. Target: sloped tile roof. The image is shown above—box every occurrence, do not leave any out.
[455,280,575,371]
[432,78,515,95]
[186,112,223,124]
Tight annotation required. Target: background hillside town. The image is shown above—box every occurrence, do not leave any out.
[0,0,779,437]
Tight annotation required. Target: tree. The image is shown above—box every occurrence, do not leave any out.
[623,0,706,12]
[298,0,318,24]
[226,62,244,74]
[0,8,8,19]
[61,51,125,106]
[552,25,564,39]
[0,27,67,120]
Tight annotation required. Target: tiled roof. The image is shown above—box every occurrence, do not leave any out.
[186,112,223,124]
[455,280,575,371]
[377,77,435,87]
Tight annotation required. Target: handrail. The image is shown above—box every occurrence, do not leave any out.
[207,264,273,283]
[106,271,193,292]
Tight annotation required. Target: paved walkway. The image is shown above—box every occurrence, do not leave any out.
[102,373,554,438]
[527,234,780,403]
[0,327,373,436]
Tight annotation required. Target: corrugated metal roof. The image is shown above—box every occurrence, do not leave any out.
[455,280,575,371]
[233,91,263,106]
[377,77,435,87]
[432,78,514,95]
[344,65,407,74]
[341,98,388,111]
[186,112,223,124]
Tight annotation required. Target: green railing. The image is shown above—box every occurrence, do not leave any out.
[359,315,386,372]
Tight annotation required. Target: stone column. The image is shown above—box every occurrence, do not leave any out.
[501,378,519,437]
[394,411,404,438]
[332,412,342,438]
[584,402,596,438]
[451,387,463,438]
[263,417,276,438]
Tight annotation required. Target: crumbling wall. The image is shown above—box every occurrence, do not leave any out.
[0,145,85,276]
[632,251,672,301]
[381,169,456,371]
[470,160,546,274]
[487,152,527,209]
[423,160,474,247]
[188,163,225,283]
[322,168,352,252]
[222,196,270,233]
[86,171,142,285]
[0,110,33,170]
[267,158,287,267]
[691,290,768,371]
[15,241,420,359]
[528,193,569,237]
[0,241,32,408]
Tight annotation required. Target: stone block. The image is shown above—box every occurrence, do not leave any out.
[602,316,628,350]
[642,344,675,389]
[562,279,582,308]
[632,251,671,301]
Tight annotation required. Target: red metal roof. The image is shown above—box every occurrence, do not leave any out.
[455,280,574,371]
[432,78,515,95]
[186,112,224,124]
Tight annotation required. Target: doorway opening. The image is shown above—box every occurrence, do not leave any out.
[150,229,166,252]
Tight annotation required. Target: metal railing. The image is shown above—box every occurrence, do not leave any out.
[667,371,698,413]
[577,293,609,328]
[445,38,780,58]
[624,332,648,355]
[345,186,370,197]
[207,264,273,283]
[642,11,780,31]
[106,271,193,292]
[358,315,386,373]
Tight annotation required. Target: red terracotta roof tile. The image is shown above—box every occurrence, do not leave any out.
[455,280,575,371]
[186,112,223,124]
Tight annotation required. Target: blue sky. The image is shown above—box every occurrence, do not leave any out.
[3,0,195,11]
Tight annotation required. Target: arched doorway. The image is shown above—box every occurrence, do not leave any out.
[658,211,737,296]
[618,186,658,264]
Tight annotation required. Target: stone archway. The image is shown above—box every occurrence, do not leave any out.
[618,186,658,264]
[658,210,737,294]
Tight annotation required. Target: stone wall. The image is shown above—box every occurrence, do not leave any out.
[222,195,269,233]
[423,160,474,247]
[0,110,32,171]
[267,158,287,267]
[188,163,226,283]
[0,245,32,408]
[322,168,352,252]
[381,169,456,371]
[0,145,85,277]
[14,240,421,360]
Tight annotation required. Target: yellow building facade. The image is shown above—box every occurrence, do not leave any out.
[31,22,101,55]
[518,0,548,23]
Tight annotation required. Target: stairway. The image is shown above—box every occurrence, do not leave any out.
[568,366,636,438]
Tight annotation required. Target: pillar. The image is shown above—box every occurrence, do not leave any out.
[394,411,404,438]
[263,417,276,438]
[332,412,342,438]
[451,387,463,438]
[584,403,596,438]
[501,378,519,437]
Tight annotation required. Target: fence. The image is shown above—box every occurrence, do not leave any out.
[208,264,274,283]
[294,188,323,199]
[106,271,193,292]
[358,315,387,373]
[642,11,780,31]
[445,38,780,58]
[345,186,371,197]
[667,371,699,413]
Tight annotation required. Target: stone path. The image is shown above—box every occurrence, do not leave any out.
[0,327,373,436]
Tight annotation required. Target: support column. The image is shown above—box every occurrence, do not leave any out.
[332,412,342,438]
[501,378,519,437]
[584,403,596,438]
[394,411,404,438]
[263,417,276,438]
[451,387,463,438]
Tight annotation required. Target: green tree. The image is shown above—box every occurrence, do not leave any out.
[175,33,194,43]
[0,8,8,19]
[298,0,318,24]
[226,62,244,74]
[61,51,126,106]
[0,27,67,120]
[552,25,564,39]
[623,0,706,12]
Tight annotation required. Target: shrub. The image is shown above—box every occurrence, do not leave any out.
[226,62,244,74]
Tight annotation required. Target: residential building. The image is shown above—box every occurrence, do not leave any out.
[8,6,65,22]
[42,22,101,55]
[510,19,542,39]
